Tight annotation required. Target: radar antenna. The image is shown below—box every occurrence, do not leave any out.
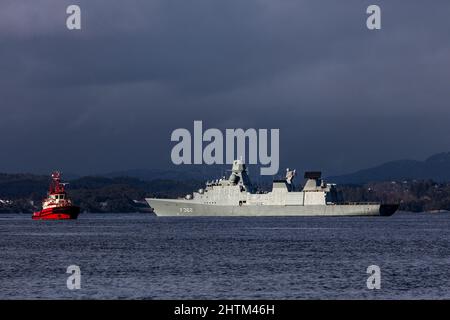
[285,168,296,191]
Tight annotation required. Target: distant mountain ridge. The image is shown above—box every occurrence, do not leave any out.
[102,167,224,181]
[103,152,450,185]
[102,164,275,184]
[3,152,450,213]
[328,152,450,184]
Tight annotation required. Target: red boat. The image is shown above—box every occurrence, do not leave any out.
[32,171,80,220]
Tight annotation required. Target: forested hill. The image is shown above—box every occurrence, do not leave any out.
[1,172,450,213]
[0,173,202,213]
[328,152,450,184]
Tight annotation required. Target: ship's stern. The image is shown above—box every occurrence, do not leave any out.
[379,204,399,216]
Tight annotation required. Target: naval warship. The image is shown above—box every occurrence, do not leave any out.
[145,160,398,217]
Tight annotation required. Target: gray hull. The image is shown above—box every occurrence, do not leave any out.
[146,198,394,217]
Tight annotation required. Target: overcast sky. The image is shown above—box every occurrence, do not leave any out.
[1,0,449,176]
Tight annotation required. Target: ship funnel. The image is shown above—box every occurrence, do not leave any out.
[302,171,323,191]
[304,171,321,179]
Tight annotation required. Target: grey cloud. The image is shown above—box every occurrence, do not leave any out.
[0,0,450,175]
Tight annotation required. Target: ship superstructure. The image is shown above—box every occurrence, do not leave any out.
[146,160,398,217]
[32,171,80,220]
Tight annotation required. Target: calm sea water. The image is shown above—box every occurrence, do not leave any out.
[0,212,449,299]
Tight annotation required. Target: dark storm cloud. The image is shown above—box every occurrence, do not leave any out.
[1,0,450,175]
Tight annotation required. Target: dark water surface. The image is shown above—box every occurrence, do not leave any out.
[1,212,449,299]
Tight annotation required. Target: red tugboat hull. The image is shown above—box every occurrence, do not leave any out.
[32,206,80,220]
[32,171,80,220]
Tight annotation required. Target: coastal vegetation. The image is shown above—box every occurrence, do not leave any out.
[0,174,202,214]
[0,173,449,213]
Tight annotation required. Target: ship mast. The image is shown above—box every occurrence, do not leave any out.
[49,171,65,194]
